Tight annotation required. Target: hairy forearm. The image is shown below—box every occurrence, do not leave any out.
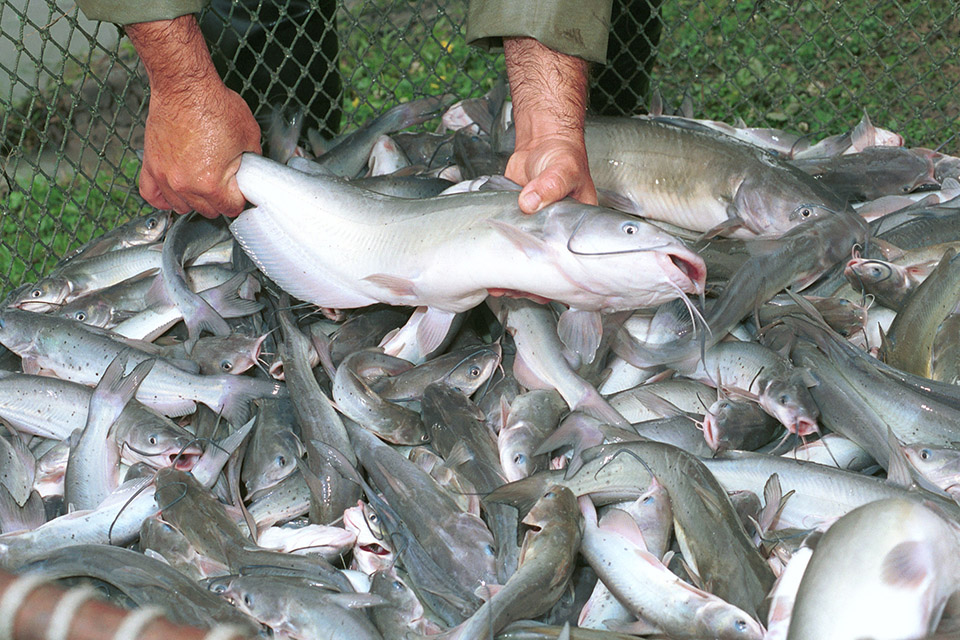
[504,36,589,144]
[124,14,260,217]
[503,37,595,213]
[126,15,221,94]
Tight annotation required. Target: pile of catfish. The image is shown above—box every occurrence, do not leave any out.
[3,94,960,640]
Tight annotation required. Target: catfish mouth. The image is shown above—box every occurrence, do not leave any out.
[662,251,707,295]
[702,413,721,452]
[171,452,201,471]
[359,542,391,556]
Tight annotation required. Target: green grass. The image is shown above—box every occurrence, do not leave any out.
[337,3,505,129]
[656,0,960,148]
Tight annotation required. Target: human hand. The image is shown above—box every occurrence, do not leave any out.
[505,133,597,214]
[140,78,261,218]
[503,36,596,215]
[127,15,261,218]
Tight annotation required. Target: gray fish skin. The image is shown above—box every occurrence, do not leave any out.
[688,340,819,437]
[275,299,362,524]
[420,382,519,583]
[578,496,763,640]
[494,298,629,429]
[13,245,165,312]
[232,154,705,319]
[618,210,867,369]
[372,344,501,402]
[333,350,428,446]
[19,543,255,631]
[787,498,960,640]
[209,575,384,640]
[584,116,847,238]
[110,271,263,342]
[246,471,311,531]
[930,310,960,384]
[345,418,498,602]
[903,444,960,499]
[276,296,357,468]
[155,214,231,352]
[64,355,153,511]
[369,570,441,640]
[450,486,582,640]
[783,318,960,458]
[0,309,285,426]
[0,372,199,470]
[62,211,172,264]
[242,398,303,496]
[140,513,228,581]
[583,441,774,620]
[0,477,158,570]
[499,390,567,482]
[0,487,44,535]
[702,395,780,453]
[791,146,938,202]
[352,174,453,199]
[57,264,246,329]
[882,248,960,377]
[155,468,353,593]
[700,450,960,530]
[313,95,449,179]
[0,434,35,507]
[485,447,655,517]
[578,482,673,631]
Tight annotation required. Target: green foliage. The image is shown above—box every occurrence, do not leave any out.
[657,0,960,147]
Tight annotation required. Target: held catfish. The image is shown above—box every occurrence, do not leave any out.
[230,154,705,354]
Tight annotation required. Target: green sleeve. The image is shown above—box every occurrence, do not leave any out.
[466,0,613,64]
[75,0,208,25]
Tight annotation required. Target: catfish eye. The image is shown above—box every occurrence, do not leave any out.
[146,216,159,229]
[799,207,812,218]
[778,394,790,405]
[469,366,481,377]
[276,455,287,467]
[243,594,254,608]
[75,311,86,322]
[621,222,639,235]
[368,513,379,523]
[920,449,931,460]
[30,289,41,298]
[209,582,228,594]
[148,436,158,445]
[643,495,655,504]
[391,580,403,590]
[220,360,233,371]
[513,453,526,465]
[484,544,495,556]
[420,433,429,442]
[901,185,911,193]
[735,619,748,632]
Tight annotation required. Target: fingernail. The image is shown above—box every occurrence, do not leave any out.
[520,191,541,213]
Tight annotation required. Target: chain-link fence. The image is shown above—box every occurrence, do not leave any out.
[2,0,959,296]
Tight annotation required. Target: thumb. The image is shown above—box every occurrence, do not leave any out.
[518,169,571,215]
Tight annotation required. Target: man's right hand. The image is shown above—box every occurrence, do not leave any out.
[127,15,261,218]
